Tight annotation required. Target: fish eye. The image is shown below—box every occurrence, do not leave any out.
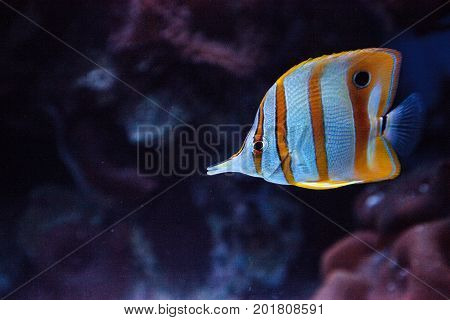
[352,71,371,88]
[253,140,264,153]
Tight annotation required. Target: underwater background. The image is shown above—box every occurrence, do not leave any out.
[1,0,449,299]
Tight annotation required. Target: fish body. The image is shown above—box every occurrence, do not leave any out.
[207,48,423,189]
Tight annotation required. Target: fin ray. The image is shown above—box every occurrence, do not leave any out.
[383,93,424,157]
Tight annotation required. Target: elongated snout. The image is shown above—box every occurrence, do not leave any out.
[206,155,243,175]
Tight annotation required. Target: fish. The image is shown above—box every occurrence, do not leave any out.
[207,48,424,189]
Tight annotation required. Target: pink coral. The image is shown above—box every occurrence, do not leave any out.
[314,219,450,299]
[109,0,263,76]
[313,160,450,299]
[354,160,449,233]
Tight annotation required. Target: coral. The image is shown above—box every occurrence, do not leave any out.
[109,0,263,77]
[55,114,156,201]
[314,161,450,299]
[354,160,449,233]
[314,219,450,299]
[196,180,303,299]
[1,0,448,300]
[124,180,303,299]
[16,185,135,299]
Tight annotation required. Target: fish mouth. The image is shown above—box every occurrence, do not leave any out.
[206,155,242,175]
[206,162,228,175]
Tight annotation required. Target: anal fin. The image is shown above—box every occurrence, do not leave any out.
[293,180,362,190]
[364,136,401,182]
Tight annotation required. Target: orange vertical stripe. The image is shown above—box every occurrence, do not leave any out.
[308,61,329,181]
[275,81,296,185]
[348,69,372,180]
[346,50,400,181]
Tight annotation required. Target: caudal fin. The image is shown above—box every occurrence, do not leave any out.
[383,93,425,157]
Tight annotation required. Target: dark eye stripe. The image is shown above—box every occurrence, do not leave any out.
[253,140,264,152]
[253,95,266,175]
